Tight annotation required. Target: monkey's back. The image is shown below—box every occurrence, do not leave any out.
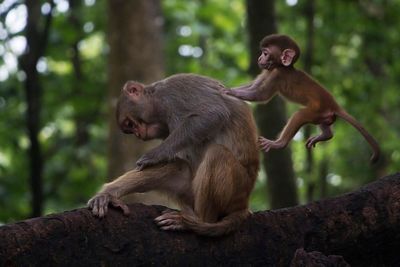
[279,69,340,111]
[217,95,260,179]
[155,74,259,178]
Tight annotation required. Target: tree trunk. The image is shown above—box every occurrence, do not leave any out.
[1,173,399,266]
[107,0,164,179]
[246,0,298,208]
[20,0,54,217]
[303,0,319,202]
[68,0,90,147]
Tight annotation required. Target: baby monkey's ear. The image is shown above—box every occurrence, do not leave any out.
[280,49,296,67]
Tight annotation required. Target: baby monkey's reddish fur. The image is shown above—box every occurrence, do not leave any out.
[226,34,380,163]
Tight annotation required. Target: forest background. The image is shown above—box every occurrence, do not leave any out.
[0,0,399,223]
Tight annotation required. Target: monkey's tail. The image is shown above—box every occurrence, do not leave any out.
[335,109,380,163]
[182,210,250,237]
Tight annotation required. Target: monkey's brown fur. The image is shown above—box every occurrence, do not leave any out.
[226,34,380,163]
[88,74,259,236]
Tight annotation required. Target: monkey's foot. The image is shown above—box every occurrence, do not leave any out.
[154,211,186,231]
[306,134,331,149]
[258,136,286,152]
[87,193,130,218]
[306,136,319,148]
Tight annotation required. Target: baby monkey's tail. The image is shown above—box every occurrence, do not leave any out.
[335,109,380,163]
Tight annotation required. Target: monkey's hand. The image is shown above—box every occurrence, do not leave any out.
[258,136,286,152]
[87,193,130,218]
[222,88,236,96]
[136,149,174,171]
[136,154,160,171]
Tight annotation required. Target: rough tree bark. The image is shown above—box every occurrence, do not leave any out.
[1,173,400,266]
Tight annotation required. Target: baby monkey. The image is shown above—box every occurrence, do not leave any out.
[225,34,380,163]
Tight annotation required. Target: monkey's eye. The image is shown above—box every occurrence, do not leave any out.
[124,119,135,128]
[261,49,269,56]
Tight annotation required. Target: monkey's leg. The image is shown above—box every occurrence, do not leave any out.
[156,144,253,235]
[88,160,192,218]
[305,124,333,148]
[260,108,315,152]
[195,145,251,221]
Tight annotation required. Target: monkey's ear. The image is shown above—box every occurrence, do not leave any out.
[123,81,144,99]
[280,49,296,66]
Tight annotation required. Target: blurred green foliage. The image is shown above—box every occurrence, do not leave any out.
[0,0,399,223]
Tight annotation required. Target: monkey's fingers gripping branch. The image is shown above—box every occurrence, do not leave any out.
[154,211,186,231]
[87,193,130,218]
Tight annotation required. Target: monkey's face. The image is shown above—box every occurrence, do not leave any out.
[119,113,168,141]
[119,115,163,141]
[259,44,297,69]
[117,80,169,141]
[120,116,146,139]
[258,46,281,70]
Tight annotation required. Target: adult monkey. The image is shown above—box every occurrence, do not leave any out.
[88,74,259,236]
[225,34,380,163]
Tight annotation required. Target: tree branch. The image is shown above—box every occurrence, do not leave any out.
[1,173,400,266]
